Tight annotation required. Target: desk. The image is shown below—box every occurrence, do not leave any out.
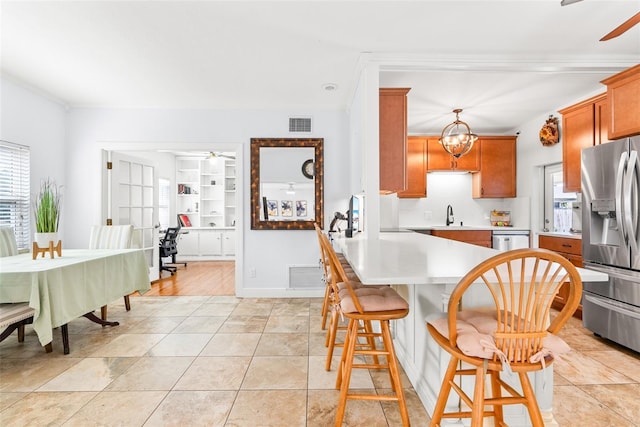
[0,249,150,352]
[334,231,608,427]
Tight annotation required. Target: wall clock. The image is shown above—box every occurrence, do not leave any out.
[302,159,314,179]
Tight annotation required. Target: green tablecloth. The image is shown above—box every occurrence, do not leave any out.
[0,249,151,346]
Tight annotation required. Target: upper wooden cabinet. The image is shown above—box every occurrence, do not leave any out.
[558,93,607,193]
[472,136,517,198]
[398,136,428,198]
[379,88,410,193]
[602,64,640,139]
[426,138,480,172]
[594,95,610,146]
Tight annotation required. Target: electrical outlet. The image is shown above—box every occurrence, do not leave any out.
[424,211,432,220]
[249,268,256,278]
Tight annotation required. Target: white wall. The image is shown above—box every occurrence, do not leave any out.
[0,77,68,236]
[65,107,350,296]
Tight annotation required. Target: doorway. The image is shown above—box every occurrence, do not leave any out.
[543,163,580,233]
[101,142,244,296]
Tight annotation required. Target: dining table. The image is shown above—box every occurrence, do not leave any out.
[0,248,150,354]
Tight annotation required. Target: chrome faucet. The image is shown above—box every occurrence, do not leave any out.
[446,205,454,226]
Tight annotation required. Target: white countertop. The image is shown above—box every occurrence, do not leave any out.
[334,231,607,285]
[538,231,582,240]
[409,225,530,232]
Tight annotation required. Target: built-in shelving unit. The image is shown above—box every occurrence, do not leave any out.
[176,156,236,228]
[175,156,236,260]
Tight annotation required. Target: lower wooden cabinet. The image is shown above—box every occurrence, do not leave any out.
[431,230,492,248]
[538,235,583,318]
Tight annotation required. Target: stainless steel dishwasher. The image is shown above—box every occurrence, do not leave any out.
[492,229,530,251]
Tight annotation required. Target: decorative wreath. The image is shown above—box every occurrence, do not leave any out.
[540,115,559,146]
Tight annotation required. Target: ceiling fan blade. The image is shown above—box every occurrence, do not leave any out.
[601,11,640,41]
[560,0,583,6]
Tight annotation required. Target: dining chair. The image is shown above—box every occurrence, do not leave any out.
[0,226,18,257]
[426,248,582,427]
[0,226,37,346]
[321,227,411,427]
[88,224,134,320]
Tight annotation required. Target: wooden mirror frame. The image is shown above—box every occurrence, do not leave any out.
[250,138,324,230]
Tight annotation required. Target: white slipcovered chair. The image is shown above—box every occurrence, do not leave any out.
[0,226,36,346]
[88,225,134,320]
[0,226,18,257]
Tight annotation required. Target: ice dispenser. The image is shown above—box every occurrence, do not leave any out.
[589,199,620,246]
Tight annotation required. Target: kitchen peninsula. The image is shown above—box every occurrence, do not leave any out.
[333,230,608,426]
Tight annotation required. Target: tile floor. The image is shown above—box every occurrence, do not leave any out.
[0,296,638,426]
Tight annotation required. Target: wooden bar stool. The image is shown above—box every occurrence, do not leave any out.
[426,248,582,427]
[314,223,360,331]
[323,230,411,427]
[318,226,378,371]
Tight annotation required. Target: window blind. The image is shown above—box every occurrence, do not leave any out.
[0,141,31,250]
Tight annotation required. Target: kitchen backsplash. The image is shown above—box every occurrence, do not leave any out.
[382,173,531,228]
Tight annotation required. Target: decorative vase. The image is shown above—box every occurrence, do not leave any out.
[34,232,58,247]
[33,232,62,259]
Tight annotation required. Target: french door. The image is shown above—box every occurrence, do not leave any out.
[103,150,160,281]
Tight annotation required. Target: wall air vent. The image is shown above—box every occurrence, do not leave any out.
[288,265,323,289]
[289,117,312,133]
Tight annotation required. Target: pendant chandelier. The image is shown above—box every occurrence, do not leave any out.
[439,108,478,158]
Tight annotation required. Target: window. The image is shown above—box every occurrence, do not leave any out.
[158,178,170,229]
[0,141,31,250]
[543,163,580,233]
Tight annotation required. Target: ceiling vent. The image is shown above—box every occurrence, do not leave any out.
[289,117,312,133]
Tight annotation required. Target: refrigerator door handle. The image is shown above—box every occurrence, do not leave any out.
[615,152,629,245]
[584,294,640,321]
[584,261,639,282]
[624,150,640,254]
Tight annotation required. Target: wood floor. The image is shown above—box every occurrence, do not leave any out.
[140,261,235,296]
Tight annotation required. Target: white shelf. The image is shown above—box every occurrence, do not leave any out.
[176,156,236,228]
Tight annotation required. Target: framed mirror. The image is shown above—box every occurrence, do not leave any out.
[251,138,323,230]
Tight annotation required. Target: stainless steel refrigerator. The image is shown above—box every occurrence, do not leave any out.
[581,135,640,352]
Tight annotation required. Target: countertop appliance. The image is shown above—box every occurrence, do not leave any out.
[492,229,530,251]
[581,135,640,352]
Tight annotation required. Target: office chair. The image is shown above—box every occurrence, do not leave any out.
[159,226,181,276]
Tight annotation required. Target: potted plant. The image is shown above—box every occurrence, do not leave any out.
[33,178,62,249]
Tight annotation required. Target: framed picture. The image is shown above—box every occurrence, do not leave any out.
[266,199,278,217]
[281,200,293,217]
[296,200,307,217]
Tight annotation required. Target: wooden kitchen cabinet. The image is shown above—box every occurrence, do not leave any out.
[379,88,410,193]
[472,136,517,198]
[426,138,480,172]
[558,93,607,193]
[602,64,640,139]
[538,235,583,318]
[594,95,610,145]
[398,136,428,198]
[431,229,492,248]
